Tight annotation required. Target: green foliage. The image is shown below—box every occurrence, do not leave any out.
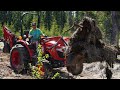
[23,14,33,30]
[49,18,59,36]
[29,44,62,79]
[0,11,7,23]
[75,11,80,23]
[68,11,73,26]
[85,11,97,19]
[44,11,53,30]
[0,11,118,44]
[51,72,61,79]
[12,11,22,32]
[53,11,67,32]
[0,25,2,37]
[7,11,13,25]
[62,21,71,36]
[30,44,49,79]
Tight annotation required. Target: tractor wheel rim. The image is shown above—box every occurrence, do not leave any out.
[11,50,20,68]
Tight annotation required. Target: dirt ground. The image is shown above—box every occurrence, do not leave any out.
[0,42,120,79]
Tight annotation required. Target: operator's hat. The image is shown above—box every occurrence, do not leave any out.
[32,22,36,26]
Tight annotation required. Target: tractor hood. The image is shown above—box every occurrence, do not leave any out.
[43,36,70,50]
[45,41,57,47]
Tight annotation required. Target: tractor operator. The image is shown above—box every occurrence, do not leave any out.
[29,22,45,55]
[29,22,44,43]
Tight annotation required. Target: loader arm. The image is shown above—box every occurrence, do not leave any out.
[2,25,17,49]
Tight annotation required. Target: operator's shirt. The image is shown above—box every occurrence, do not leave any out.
[29,28,43,42]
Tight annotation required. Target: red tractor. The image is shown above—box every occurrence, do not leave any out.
[2,22,70,74]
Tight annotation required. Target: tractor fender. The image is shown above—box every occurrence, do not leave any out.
[16,40,32,60]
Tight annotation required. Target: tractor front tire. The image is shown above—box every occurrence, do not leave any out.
[10,44,29,73]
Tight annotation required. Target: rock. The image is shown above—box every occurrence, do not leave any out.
[113,64,120,70]
[0,58,3,62]
[0,42,4,50]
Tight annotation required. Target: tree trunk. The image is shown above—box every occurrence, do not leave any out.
[111,11,119,46]
[68,11,73,27]
[37,11,40,28]
[75,11,79,23]
[104,18,112,44]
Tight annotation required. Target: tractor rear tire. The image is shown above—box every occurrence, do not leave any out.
[3,41,10,53]
[10,44,29,73]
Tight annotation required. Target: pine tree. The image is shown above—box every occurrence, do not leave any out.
[44,11,53,31]
[111,11,119,46]
[68,11,73,26]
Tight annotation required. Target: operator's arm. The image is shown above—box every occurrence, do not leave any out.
[40,29,45,36]
[39,29,46,38]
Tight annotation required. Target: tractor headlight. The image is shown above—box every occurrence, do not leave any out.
[23,35,26,38]
[18,36,22,40]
